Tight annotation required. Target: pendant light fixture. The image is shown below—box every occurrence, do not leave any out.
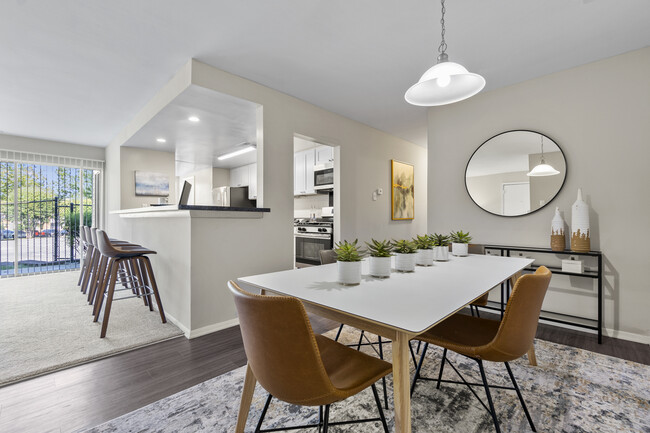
[405,0,485,106]
[527,136,560,177]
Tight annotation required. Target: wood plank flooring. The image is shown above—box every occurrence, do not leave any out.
[0,312,647,433]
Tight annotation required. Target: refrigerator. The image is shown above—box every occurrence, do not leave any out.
[213,186,255,208]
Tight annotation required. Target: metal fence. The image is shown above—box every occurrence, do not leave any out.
[0,160,98,277]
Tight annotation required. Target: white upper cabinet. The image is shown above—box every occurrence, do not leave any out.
[230,165,249,187]
[230,163,257,199]
[294,149,316,196]
[315,145,333,165]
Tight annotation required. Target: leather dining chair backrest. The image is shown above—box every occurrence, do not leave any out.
[487,266,552,361]
[84,226,94,247]
[228,281,337,405]
[319,249,337,265]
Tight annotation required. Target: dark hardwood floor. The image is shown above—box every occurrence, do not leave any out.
[0,312,647,433]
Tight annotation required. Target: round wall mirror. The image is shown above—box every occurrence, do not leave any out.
[465,130,567,217]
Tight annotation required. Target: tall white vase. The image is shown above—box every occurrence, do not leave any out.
[571,188,590,252]
[551,207,566,251]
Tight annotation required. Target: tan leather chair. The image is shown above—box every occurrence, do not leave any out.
[319,249,337,265]
[411,266,552,433]
[228,281,391,432]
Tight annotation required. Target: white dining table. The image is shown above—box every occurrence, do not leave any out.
[235,253,534,433]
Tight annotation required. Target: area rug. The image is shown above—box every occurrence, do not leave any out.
[81,327,650,433]
[0,271,183,386]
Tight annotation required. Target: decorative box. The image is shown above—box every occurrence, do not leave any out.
[562,259,584,274]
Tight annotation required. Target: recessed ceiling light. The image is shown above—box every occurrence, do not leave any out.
[188,116,200,122]
[156,138,166,143]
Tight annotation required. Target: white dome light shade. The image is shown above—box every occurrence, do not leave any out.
[405,61,486,106]
[527,163,560,177]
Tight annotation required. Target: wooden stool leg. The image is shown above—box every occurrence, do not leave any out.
[88,255,107,304]
[527,343,538,366]
[100,260,119,338]
[132,258,152,310]
[78,246,90,286]
[81,249,98,295]
[93,258,113,320]
[142,256,166,323]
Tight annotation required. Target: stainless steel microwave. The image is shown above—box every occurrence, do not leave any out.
[314,164,334,191]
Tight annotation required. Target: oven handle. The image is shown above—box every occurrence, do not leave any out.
[294,233,332,239]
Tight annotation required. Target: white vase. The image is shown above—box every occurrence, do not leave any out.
[452,243,468,256]
[369,256,391,278]
[416,249,434,266]
[395,253,416,272]
[551,206,566,251]
[434,246,449,261]
[337,261,361,285]
[571,188,590,252]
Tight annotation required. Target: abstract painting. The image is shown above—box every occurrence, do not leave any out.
[134,171,170,197]
[391,160,414,220]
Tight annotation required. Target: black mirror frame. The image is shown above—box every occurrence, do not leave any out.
[464,129,568,218]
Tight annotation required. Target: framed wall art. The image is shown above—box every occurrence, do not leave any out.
[134,171,170,197]
[391,160,414,220]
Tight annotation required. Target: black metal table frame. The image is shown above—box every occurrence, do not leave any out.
[482,245,603,344]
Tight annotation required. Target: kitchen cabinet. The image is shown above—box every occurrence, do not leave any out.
[230,163,257,200]
[230,165,248,188]
[315,145,333,165]
[294,149,315,196]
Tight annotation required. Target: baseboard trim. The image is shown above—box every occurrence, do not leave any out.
[603,328,650,345]
[163,313,191,338]
[188,318,240,339]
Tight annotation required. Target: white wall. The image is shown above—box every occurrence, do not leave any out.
[427,47,650,342]
[120,147,175,209]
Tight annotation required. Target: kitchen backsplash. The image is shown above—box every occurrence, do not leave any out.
[294,194,329,218]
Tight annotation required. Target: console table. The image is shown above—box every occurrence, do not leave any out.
[482,245,603,344]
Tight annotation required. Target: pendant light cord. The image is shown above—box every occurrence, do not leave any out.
[438,0,447,55]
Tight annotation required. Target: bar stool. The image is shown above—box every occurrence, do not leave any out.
[92,229,166,338]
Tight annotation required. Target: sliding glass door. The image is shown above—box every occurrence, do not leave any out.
[0,153,102,277]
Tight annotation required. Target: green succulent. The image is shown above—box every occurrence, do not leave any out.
[392,239,417,254]
[334,239,366,262]
[365,239,393,258]
[450,230,472,244]
[413,234,435,250]
[431,233,450,247]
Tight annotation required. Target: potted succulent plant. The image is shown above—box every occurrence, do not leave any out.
[431,233,450,261]
[392,239,417,272]
[334,239,365,285]
[365,239,393,278]
[413,234,435,266]
[450,230,472,257]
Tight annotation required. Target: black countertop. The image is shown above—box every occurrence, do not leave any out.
[177,204,271,213]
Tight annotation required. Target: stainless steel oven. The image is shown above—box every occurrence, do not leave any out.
[294,221,333,265]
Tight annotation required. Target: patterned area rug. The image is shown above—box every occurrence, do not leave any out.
[82,328,650,432]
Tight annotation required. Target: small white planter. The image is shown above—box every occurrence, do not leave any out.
[416,249,434,266]
[395,253,416,272]
[369,256,392,278]
[337,261,362,285]
[434,246,449,261]
[452,243,469,257]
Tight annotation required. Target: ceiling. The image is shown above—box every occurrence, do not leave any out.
[123,85,260,171]
[1,0,649,148]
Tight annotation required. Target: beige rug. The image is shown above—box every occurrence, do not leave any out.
[0,271,183,386]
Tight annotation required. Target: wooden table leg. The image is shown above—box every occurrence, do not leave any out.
[235,363,257,433]
[392,331,412,433]
[527,343,538,366]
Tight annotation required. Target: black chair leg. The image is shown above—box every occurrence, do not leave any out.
[470,305,476,316]
[318,406,323,433]
[505,362,536,432]
[477,360,502,433]
[255,393,273,433]
[371,384,390,433]
[476,306,481,317]
[409,341,418,365]
[356,330,365,350]
[416,340,422,354]
[377,336,388,409]
[322,404,331,433]
[410,342,429,396]
[334,324,344,341]
[436,348,447,389]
